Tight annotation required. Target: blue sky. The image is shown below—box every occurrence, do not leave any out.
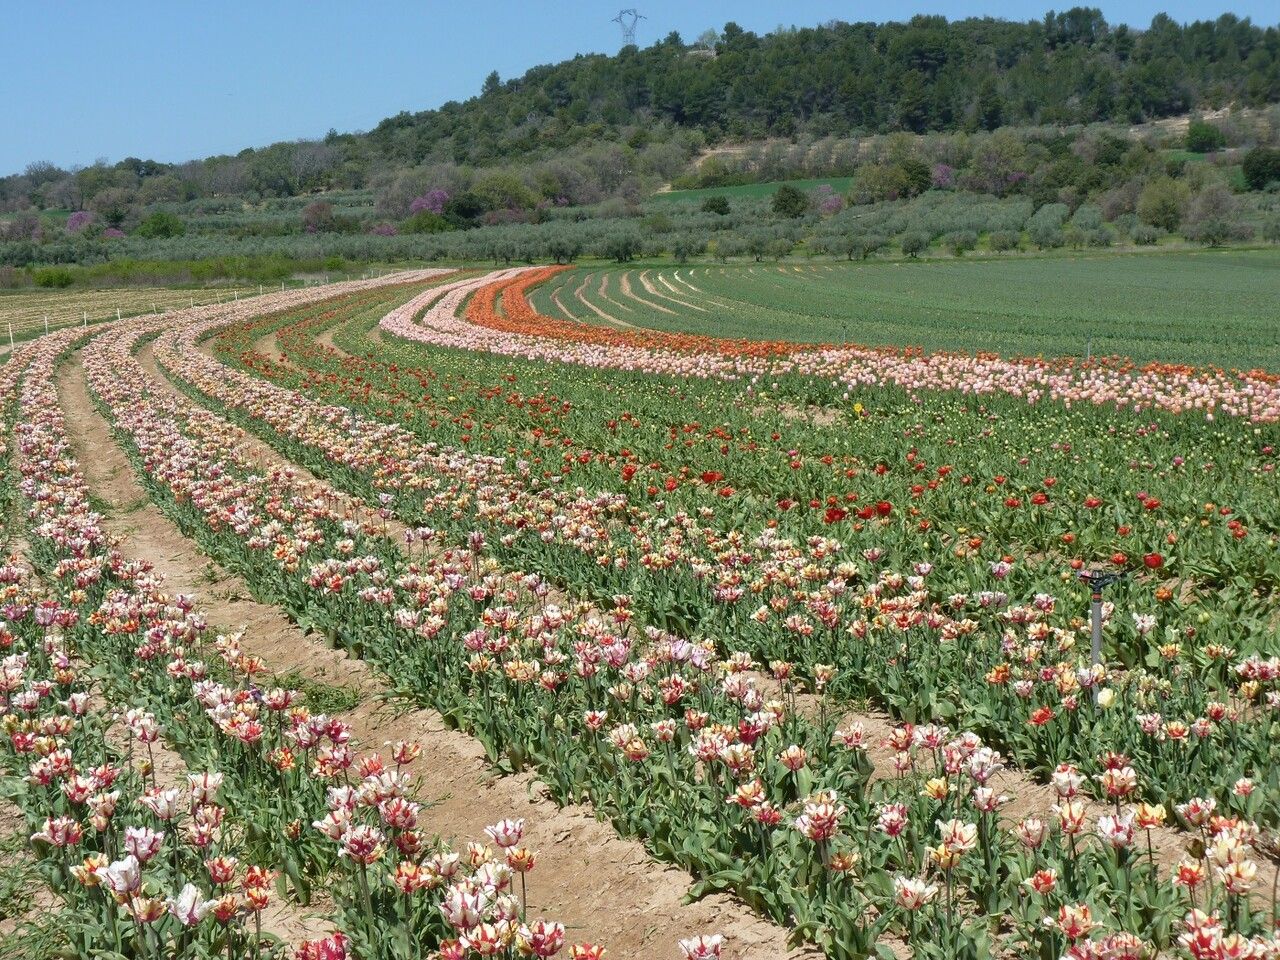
[4,0,1274,175]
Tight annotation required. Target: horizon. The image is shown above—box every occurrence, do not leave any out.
[4,0,1277,177]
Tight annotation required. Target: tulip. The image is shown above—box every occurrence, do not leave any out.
[166,883,213,926]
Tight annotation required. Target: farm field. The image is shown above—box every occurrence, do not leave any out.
[0,263,1278,960]
[0,286,251,346]
[528,248,1280,369]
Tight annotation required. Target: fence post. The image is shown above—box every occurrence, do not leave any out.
[83,310,87,328]
[116,308,121,321]
[44,314,49,334]
[8,323,13,351]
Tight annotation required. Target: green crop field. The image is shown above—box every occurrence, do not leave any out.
[528,248,1280,369]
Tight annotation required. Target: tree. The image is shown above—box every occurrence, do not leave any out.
[771,185,809,218]
[943,230,977,256]
[900,232,928,258]
[1136,176,1188,232]
[1242,148,1280,191]
[547,233,584,264]
[988,230,1021,252]
[134,211,185,238]
[302,200,335,232]
[701,195,731,215]
[841,232,886,260]
[1185,120,1226,153]
[672,234,705,262]
[1183,184,1240,246]
[601,229,641,262]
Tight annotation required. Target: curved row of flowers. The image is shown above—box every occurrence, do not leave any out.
[0,296,597,958]
[64,285,1274,957]
[372,268,1280,424]
[148,289,1280,832]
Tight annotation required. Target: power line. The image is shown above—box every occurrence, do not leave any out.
[611,8,645,47]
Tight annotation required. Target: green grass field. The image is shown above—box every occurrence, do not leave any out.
[650,177,855,204]
[528,248,1280,369]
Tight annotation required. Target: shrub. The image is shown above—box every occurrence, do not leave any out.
[33,267,74,288]
[401,211,451,234]
[1242,148,1280,191]
[134,212,186,239]
[771,185,810,218]
[1183,184,1240,246]
[701,196,731,215]
[1263,216,1280,244]
[1137,176,1188,231]
[1087,227,1113,247]
[1185,120,1227,153]
[1130,224,1159,245]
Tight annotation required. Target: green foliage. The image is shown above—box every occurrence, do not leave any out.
[900,232,928,258]
[1184,184,1242,245]
[601,229,641,263]
[987,230,1021,252]
[943,230,977,256]
[1185,119,1227,153]
[1242,147,1280,191]
[771,184,810,218]
[401,211,451,234]
[700,195,731,215]
[1137,176,1188,231]
[32,266,73,288]
[134,211,186,238]
[1130,224,1160,245]
[849,161,930,204]
[274,672,361,713]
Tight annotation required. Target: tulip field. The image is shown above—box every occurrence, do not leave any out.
[0,265,1278,960]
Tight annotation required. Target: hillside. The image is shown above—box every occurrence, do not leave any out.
[1,8,1280,284]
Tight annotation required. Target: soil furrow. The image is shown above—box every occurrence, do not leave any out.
[62,344,812,959]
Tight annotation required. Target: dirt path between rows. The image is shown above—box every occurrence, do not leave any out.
[61,348,813,959]
[619,272,677,315]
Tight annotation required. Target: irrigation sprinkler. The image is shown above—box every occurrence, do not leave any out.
[1077,568,1125,700]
